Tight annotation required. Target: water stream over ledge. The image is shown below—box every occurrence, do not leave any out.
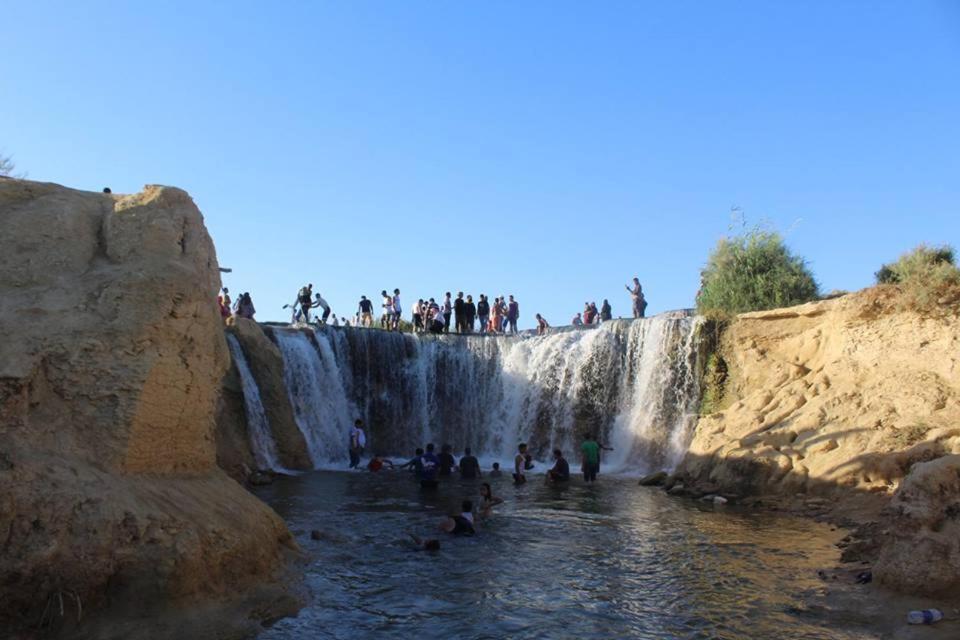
[265,313,704,474]
[255,472,880,640]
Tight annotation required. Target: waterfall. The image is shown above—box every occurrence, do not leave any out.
[226,334,282,471]
[266,313,703,473]
[273,330,356,465]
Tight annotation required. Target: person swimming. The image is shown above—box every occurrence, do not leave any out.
[408,534,441,551]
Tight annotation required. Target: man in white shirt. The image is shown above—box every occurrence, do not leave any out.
[349,419,367,469]
[312,293,332,324]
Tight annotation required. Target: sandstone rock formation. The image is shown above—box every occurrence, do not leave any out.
[677,288,960,594]
[0,179,300,637]
[680,289,960,497]
[874,454,960,595]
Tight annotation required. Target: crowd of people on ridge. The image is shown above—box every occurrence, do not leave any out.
[217,277,647,332]
[347,419,614,546]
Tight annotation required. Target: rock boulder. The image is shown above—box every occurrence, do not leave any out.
[0,179,300,637]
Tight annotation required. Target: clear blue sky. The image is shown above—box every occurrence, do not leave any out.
[2,1,958,327]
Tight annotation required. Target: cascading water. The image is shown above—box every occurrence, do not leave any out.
[273,330,357,465]
[267,313,703,473]
[226,334,283,471]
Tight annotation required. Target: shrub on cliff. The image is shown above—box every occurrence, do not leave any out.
[0,152,16,177]
[875,244,960,309]
[696,229,819,316]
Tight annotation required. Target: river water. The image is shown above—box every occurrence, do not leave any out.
[256,471,878,640]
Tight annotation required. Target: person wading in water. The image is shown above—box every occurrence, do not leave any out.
[514,443,529,485]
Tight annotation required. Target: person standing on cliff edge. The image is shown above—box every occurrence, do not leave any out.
[453,292,465,333]
[626,277,647,318]
[507,295,520,334]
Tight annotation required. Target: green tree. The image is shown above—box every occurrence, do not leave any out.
[696,229,819,316]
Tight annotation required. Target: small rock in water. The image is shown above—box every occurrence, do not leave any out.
[638,471,668,487]
[310,530,322,541]
[667,483,686,496]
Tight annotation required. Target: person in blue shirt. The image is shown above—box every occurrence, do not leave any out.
[419,443,440,489]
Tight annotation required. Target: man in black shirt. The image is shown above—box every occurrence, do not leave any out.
[477,295,490,334]
[547,448,570,483]
[453,292,465,333]
[438,444,457,477]
[459,447,481,479]
[464,295,477,334]
[358,295,374,327]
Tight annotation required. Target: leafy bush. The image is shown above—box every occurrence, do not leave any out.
[874,244,960,310]
[696,229,819,316]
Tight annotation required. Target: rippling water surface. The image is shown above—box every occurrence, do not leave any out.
[256,472,874,640]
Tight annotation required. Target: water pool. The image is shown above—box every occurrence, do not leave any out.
[255,471,876,640]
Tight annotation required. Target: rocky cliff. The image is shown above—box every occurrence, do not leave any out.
[0,179,300,638]
[676,288,960,594]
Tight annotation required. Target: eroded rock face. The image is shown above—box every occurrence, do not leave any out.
[875,455,960,594]
[679,290,960,497]
[0,179,299,636]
